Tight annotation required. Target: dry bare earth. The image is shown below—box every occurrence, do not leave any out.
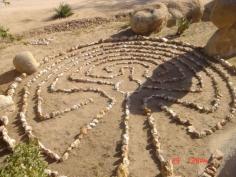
[0,0,153,33]
[1,1,236,177]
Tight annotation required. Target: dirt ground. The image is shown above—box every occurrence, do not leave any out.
[1,1,236,177]
[0,0,154,33]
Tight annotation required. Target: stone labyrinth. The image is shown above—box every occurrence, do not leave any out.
[2,36,236,177]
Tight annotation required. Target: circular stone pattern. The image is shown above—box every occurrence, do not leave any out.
[4,36,236,177]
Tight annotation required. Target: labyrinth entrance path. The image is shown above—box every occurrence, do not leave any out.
[2,36,236,177]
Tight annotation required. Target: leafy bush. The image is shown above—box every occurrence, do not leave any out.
[54,3,73,19]
[0,141,48,177]
[0,26,14,41]
[176,18,191,36]
[0,26,10,38]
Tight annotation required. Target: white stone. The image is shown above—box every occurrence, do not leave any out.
[0,95,14,110]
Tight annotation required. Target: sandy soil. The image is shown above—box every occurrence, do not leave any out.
[0,1,236,177]
[0,0,153,33]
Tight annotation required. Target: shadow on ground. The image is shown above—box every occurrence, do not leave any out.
[0,69,19,86]
[73,0,156,13]
[218,151,236,177]
[110,31,212,176]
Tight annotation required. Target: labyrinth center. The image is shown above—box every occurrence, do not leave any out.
[5,36,236,176]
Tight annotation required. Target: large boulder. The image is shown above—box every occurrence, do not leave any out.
[130,3,169,35]
[204,0,236,58]
[130,0,204,34]
[210,0,236,28]
[204,23,236,58]
[13,51,39,74]
[160,0,204,26]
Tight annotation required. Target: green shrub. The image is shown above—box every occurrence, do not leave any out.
[0,26,14,41]
[0,26,10,38]
[176,18,191,36]
[0,141,48,177]
[54,3,73,19]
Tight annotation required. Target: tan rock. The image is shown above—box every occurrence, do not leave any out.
[216,122,222,130]
[13,51,39,74]
[210,0,236,28]
[160,0,204,26]
[209,159,221,168]
[0,95,13,110]
[204,129,213,135]
[0,95,15,116]
[130,3,169,35]
[161,160,174,177]
[205,168,215,176]
[208,166,217,173]
[0,116,9,126]
[117,163,129,177]
[211,149,223,160]
[200,172,212,177]
[187,125,196,133]
[204,23,236,58]
[80,127,88,135]
[144,107,151,115]
[62,152,69,161]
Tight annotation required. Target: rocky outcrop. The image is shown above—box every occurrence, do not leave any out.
[204,0,236,58]
[130,0,203,35]
[13,51,39,74]
[210,0,236,28]
[130,3,169,35]
[161,0,204,27]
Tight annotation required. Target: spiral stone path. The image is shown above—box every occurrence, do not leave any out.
[1,36,236,177]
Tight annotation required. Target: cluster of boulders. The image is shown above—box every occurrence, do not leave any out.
[204,0,236,58]
[130,0,236,58]
[130,0,203,35]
